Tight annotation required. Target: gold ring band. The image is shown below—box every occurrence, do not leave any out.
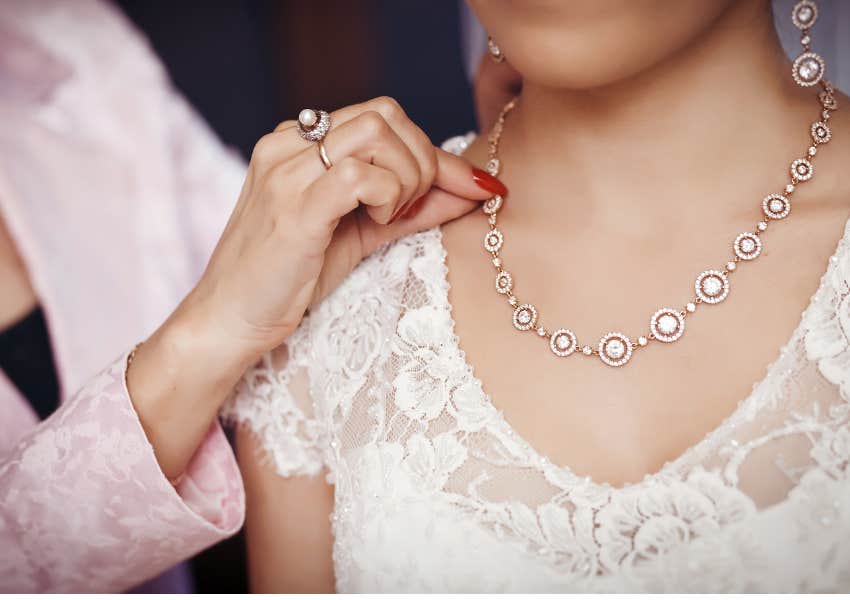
[318,140,333,170]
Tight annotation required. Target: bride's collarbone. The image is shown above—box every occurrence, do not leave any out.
[438,176,850,488]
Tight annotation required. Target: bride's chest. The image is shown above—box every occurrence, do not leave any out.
[438,209,844,488]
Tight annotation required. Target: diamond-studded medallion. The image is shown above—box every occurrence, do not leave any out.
[790,157,814,181]
[791,0,818,29]
[512,303,537,331]
[484,229,504,253]
[819,91,838,110]
[792,52,825,87]
[734,232,762,261]
[495,271,513,294]
[695,270,730,304]
[762,193,791,220]
[598,332,632,367]
[811,121,831,144]
[483,195,503,215]
[650,308,685,343]
[549,329,577,357]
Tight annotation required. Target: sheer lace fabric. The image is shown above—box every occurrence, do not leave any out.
[223,136,850,593]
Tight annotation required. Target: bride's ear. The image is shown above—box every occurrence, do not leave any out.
[474,55,521,132]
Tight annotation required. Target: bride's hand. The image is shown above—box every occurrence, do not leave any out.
[181,96,504,367]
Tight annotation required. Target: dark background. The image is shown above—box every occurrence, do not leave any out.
[116,1,477,159]
[113,0,477,592]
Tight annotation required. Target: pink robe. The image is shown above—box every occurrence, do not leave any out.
[0,0,247,591]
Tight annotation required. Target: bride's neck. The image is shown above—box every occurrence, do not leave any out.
[500,1,811,228]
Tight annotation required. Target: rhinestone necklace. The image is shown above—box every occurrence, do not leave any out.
[480,82,838,368]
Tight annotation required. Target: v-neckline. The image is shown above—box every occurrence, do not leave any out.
[430,214,850,493]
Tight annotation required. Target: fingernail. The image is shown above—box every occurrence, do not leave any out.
[401,195,427,220]
[472,167,508,197]
[388,202,410,224]
[388,199,410,224]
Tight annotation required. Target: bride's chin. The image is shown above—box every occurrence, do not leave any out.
[467,0,741,90]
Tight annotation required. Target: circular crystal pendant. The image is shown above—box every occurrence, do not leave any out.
[792,52,825,87]
[791,0,818,29]
[811,121,832,144]
[482,195,504,215]
[734,232,762,261]
[791,158,814,181]
[512,303,538,331]
[598,332,632,367]
[650,308,685,343]
[762,193,791,219]
[483,228,504,253]
[819,91,838,110]
[695,270,730,304]
[549,328,577,357]
[495,270,513,294]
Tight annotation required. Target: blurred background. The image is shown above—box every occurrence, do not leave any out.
[112,0,476,592]
[115,0,477,161]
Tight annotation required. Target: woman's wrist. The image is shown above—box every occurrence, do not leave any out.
[159,294,263,388]
[126,296,270,479]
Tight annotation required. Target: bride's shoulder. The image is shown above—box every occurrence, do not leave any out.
[310,227,448,329]
[309,132,479,322]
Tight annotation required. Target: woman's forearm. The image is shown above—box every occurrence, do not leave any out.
[0,352,244,593]
[127,95,500,481]
[127,295,265,480]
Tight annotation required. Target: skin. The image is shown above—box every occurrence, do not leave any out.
[241,0,850,591]
[0,96,497,479]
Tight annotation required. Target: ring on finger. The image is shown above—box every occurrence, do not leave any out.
[317,139,333,170]
[297,108,331,142]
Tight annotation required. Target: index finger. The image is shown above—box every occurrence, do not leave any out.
[433,148,507,200]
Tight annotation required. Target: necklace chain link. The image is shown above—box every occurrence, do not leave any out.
[481,81,838,367]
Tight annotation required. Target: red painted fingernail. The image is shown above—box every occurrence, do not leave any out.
[388,202,409,224]
[472,167,508,197]
[388,199,410,224]
[401,195,427,220]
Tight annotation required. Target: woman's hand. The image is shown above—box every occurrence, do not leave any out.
[186,96,503,366]
[127,96,505,478]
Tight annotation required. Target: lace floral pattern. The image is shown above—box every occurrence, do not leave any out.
[224,135,850,593]
[1,356,245,593]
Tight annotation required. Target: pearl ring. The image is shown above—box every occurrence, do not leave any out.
[297,108,333,169]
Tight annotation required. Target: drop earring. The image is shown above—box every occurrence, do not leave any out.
[487,36,505,63]
[790,0,825,87]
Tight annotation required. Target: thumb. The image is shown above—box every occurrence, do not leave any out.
[433,148,507,200]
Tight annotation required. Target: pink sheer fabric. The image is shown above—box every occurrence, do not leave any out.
[0,355,244,593]
[0,0,247,591]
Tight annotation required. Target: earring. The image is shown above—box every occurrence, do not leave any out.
[487,36,505,63]
[790,0,825,87]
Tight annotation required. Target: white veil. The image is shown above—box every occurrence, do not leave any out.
[460,0,850,94]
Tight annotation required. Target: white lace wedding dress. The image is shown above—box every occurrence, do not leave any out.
[223,135,850,593]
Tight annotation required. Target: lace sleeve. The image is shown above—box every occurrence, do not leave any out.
[222,318,328,478]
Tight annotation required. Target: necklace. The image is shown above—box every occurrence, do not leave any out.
[480,83,838,368]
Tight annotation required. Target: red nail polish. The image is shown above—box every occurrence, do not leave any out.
[402,195,427,220]
[388,209,404,224]
[472,167,508,197]
[388,199,409,224]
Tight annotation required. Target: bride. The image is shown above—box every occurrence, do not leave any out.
[224,0,850,592]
